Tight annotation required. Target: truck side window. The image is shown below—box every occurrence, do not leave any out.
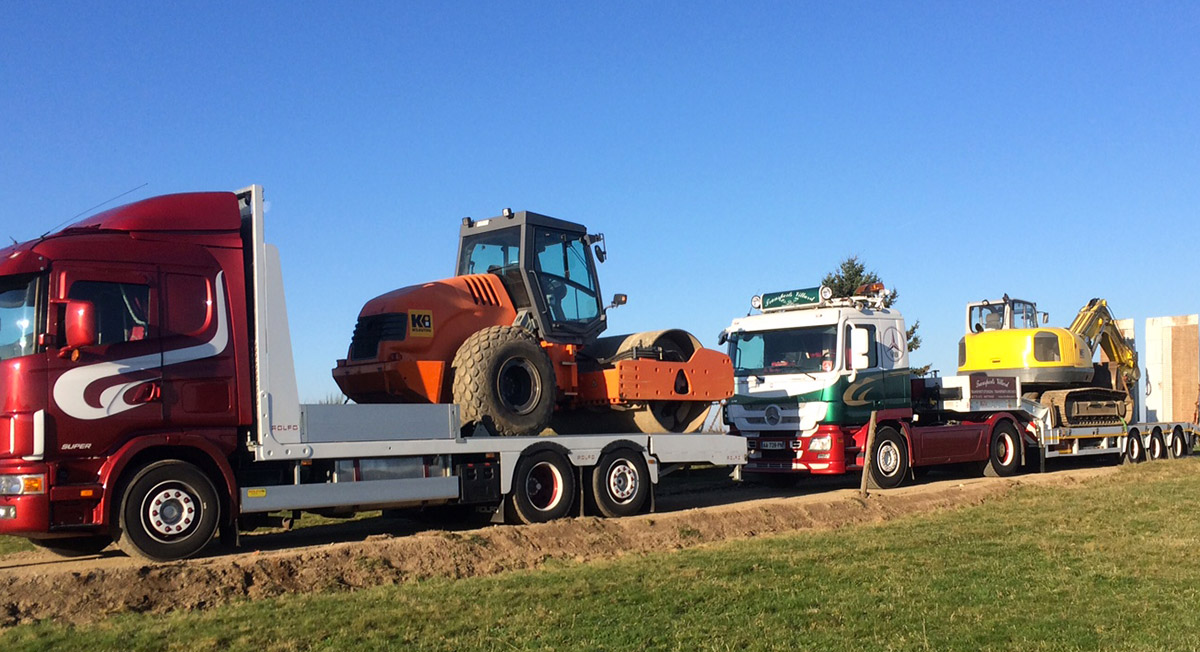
[67,281,152,345]
[844,324,878,369]
[164,274,210,336]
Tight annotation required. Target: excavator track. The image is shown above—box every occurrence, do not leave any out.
[1038,388,1133,428]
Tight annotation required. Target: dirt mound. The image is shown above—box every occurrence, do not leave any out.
[0,466,1116,627]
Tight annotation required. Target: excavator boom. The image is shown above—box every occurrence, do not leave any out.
[1067,298,1139,384]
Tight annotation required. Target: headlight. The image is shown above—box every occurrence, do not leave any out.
[808,435,833,452]
[0,474,45,495]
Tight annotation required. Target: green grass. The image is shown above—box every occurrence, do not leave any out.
[6,460,1200,651]
[0,533,34,555]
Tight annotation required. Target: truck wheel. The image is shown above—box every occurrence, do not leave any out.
[983,422,1022,477]
[30,535,113,557]
[116,460,220,562]
[867,427,908,489]
[1123,430,1145,464]
[453,326,556,436]
[507,450,575,524]
[590,449,650,518]
[1170,426,1189,458]
[1149,429,1168,461]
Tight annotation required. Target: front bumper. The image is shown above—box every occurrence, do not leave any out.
[744,425,855,475]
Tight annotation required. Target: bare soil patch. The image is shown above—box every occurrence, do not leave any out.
[0,464,1117,627]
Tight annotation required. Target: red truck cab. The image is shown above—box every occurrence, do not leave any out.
[0,191,253,555]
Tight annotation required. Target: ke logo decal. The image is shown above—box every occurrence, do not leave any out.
[52,272,230,421]
[409,310,433,337]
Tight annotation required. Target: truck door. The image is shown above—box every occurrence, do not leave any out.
[46,265,162,455]
[158,270,237,431]
[842,322,883,420]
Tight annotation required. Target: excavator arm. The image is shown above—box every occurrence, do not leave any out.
[1068,298,1140,384]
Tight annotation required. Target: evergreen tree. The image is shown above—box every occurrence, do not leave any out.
[821,256,928,375]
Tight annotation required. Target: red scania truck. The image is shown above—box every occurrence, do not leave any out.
[0,185,743,561]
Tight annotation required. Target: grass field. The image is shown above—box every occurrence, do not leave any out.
[5,460,1200,651]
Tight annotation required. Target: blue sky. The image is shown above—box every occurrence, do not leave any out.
[2,2,1197,402]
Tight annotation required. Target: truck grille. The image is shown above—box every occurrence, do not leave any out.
[349,313,407,360]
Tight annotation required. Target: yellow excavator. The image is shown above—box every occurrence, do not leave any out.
[958,295,1139,427]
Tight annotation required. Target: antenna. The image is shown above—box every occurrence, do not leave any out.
[39,183,149,238]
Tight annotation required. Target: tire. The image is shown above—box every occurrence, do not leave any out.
[116,460,220,562]
[452,326,556,436]
[30,535,113,557]
[590,449,650,518]
[983,421,1022,477]
[1170,426,1189,459]
[507,450,576,524]
[867,426,908,489]
[1149,429,1168,461]
[1124,430,1145,464]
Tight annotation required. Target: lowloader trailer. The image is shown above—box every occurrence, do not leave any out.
[0,186,744,561]
[719,284,1199,489]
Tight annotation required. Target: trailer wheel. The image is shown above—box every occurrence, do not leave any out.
[983,422,1022,477]
[867,427,908,489]
[453,326,556,436]
[1149,429,1168,461]
[115,460,220,562]
[590,449,650,518]
[1170,426,1189,459]
[507,450,575,524]
[30,535,113,558]
[1123,430,1145,464]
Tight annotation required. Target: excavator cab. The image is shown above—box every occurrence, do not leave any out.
[965,296,1041,333]
[457,211,607,346]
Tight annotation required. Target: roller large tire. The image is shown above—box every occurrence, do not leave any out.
[983,421,1022,477]
[452,326,556,436]
[590,449,650,518]
[867,427,909,489]
[507,450,576,524]
[31,535,113,558]
[115,460,220,562]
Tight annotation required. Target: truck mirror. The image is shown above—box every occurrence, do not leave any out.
[609,293,627,309]
[718,330,728,345]
[850,327,871,370]
[65,300,97,349]
[1042,312,1049,324]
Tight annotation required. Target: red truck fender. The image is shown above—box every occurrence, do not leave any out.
[94,432,239,528]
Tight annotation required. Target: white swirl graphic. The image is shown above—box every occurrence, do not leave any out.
[52,272,229,421]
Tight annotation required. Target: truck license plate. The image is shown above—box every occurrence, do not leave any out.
[760,441,786,450]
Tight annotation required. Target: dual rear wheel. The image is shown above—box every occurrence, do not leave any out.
[505,447,650,524]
